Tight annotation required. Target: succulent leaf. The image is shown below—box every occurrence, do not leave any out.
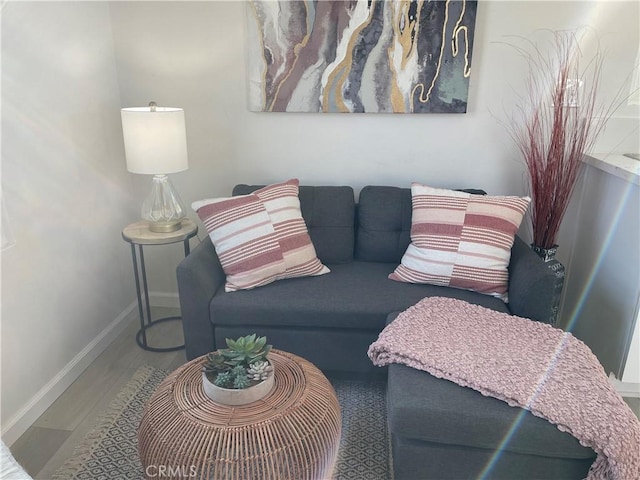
[233,374,250,389]
[213,371,232,388]
[220,334,272,367]
[247,360,272,381]
[203,351,230,374]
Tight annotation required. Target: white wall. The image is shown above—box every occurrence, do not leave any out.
[1,2,138,443]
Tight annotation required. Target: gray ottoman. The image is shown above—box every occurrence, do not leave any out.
[386,317,596,479]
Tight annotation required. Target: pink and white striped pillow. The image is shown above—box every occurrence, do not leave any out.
[193,179,329,292]
[389,184,530,302]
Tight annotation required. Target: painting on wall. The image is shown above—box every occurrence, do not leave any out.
[247,0,477,113]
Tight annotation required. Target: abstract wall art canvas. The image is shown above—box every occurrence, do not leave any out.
[247,0,477,113]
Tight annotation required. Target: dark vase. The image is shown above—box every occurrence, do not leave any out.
[531,244,565,326]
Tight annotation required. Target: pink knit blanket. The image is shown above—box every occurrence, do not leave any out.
[368,297,640,480]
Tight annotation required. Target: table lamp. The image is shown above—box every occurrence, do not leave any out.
[121,102,188,233]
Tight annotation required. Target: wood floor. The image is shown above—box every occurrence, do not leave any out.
[11,307,187,479]
[9,307,640,479]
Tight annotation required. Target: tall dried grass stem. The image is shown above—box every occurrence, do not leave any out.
[503,30,630,249]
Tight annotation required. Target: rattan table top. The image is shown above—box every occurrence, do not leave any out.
[137,349,342,480]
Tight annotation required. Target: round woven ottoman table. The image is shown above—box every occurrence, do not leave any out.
[137,349,342,480]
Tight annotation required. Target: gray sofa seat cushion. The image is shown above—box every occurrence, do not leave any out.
[387,360,596,461]
[232,184,355,264]
[211,261,510,331]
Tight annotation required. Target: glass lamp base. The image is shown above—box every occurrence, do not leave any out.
[142,174,186,233]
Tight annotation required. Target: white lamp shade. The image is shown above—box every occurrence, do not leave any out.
[121,106,188,174]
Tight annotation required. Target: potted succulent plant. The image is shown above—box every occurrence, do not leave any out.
[202,334,274,405]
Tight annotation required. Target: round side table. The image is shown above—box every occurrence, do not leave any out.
[122,219,198,352]
[138,350,342,480]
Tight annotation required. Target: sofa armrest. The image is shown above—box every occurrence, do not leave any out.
[177,236,225,360]
[507,236,557,324]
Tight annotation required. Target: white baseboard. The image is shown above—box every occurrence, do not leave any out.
[2,301,138,446]
[2,293,181,446]
[608,374,640,398]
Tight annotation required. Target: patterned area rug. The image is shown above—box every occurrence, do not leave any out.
[52,366,390,480]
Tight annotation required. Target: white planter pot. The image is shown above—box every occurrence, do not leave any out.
[202,368,275,406]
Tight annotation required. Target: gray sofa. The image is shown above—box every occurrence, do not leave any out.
[178,184,556,369]
[177,184,594,479]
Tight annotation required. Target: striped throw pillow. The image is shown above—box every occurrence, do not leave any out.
[193,179,329,292]
[389,184,530,302]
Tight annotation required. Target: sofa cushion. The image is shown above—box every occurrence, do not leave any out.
[356,186,487,263]
[211,260,510,330]
[390,184,530,301]
[194,179,329,292]
[387,361,596,460]
[234,184,355,264]
[356,186,412,263]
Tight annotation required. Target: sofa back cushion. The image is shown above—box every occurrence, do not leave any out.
[356,186,487,263]
[233,184,355,264]
[356,186,413,263]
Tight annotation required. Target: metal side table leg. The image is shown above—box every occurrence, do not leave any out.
[123,219,197,353]
[131,244,185,352]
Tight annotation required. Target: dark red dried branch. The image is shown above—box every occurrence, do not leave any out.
[502,30,628,249]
